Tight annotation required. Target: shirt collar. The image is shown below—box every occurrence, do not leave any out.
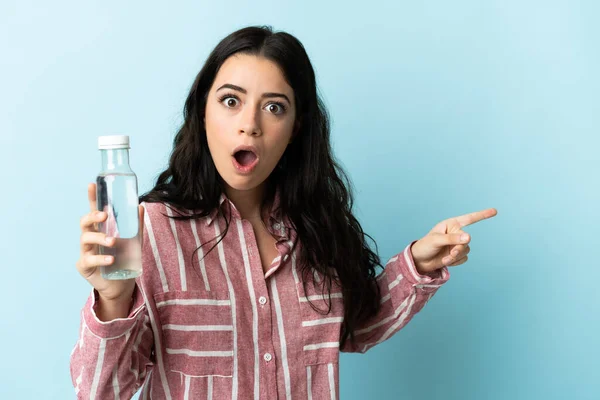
[205,189,288,235]
[205,193,230,226]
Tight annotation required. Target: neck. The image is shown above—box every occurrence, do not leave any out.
[224,182,266,222]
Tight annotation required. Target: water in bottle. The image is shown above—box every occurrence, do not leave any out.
[96,135,142,280]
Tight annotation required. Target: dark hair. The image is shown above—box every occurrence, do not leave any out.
[139,25,382,348]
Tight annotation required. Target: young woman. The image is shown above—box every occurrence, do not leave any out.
[71,25,497,399]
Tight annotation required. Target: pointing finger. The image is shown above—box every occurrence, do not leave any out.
[454,208,497,228]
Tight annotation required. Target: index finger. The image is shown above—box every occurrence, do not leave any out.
[455,208,498,228]
[88,182,97,213]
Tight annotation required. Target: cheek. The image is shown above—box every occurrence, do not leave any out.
[205,112,231,154]
[265,131,292,163]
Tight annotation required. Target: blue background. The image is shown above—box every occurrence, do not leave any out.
[1,1,598,399]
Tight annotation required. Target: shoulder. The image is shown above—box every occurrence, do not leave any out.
[140,200,163,215]
[140,200,208,227]
[140,201,181,217]
[139,201,172,230]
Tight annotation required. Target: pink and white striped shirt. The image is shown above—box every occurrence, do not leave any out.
[70,194,450,399]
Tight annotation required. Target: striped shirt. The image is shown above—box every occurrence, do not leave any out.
[70,194,450,399]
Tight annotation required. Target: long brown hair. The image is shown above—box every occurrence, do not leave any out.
[139,25,382,348]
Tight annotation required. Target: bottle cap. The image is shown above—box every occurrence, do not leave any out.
[98,135,130,150]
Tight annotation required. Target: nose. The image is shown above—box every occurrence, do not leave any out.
[238,105,262,137]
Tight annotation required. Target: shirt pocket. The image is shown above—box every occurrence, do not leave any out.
[154,289,234,377]
[296,280,344,365]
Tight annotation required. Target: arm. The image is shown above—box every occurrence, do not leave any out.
[69,283,154,399]
[340,240,450,353]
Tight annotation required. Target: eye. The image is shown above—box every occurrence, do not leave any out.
[218,93,240,108]
[265,102,287,115]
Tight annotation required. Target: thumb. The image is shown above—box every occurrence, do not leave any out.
[430,231,470,247]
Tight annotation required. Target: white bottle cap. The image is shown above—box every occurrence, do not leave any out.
[98,135,130,150]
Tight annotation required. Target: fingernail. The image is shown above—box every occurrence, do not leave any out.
[461,234,469,242]
[105,237,113,244]
[105,256,113,263]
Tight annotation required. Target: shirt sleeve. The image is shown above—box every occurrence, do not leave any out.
[340,240,450,353]
[69,282,154,399]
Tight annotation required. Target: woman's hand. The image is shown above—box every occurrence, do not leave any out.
[410,208,498,275]
[76,183,144,307]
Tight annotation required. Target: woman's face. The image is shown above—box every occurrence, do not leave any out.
[204,54,296,193]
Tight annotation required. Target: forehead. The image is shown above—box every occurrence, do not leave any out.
[214,54,293,96]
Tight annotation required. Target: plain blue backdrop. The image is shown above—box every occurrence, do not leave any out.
[1,1,598,399]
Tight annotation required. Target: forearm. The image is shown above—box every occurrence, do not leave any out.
[341,240,450,353]
[70,285,152,397]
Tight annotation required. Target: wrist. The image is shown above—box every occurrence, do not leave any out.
[95,288,135,322]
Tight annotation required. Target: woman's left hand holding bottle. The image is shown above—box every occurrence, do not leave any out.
[75,183,145,321]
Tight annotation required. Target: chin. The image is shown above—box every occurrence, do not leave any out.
[222,174,265,192]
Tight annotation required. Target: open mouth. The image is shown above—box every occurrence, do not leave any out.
[232,146,259,173]
[233,150,258,167]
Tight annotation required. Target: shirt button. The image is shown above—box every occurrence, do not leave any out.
[264,353,272,362]
[259,296,267,305]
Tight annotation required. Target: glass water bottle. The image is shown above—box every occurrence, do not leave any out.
[96,135,142,280]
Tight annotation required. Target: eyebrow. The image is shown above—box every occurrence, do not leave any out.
[217,83,291,104]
